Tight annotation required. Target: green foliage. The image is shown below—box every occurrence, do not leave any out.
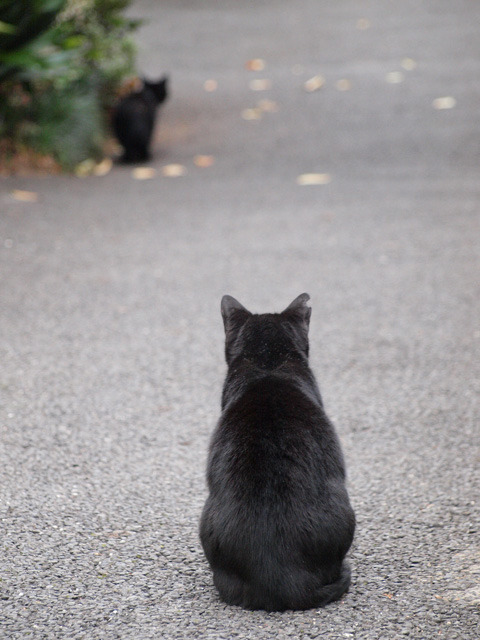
[0,1,66,50]
[0,0,139,171]
[52,0,140,103]
[20,79,104,168]
[0,0,68,80]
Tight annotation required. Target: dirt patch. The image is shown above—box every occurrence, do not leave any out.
[0,141,61,177]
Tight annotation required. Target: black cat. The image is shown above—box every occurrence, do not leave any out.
[200,294,355,611]
[112,76,168,163]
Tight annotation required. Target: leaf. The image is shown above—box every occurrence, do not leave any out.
[11,189,38,202]
[245,58,265,71]
[93,158,112,176]
[203,79,218,92]
[193,155,215,168]
[132,167,156,180]
[304,75,325,92]
[296,173,332,186]
[432,96,456,110]
[161,164,186,177]
[75,159,96,177]
[0,21,16,35]
[62,35,85,50]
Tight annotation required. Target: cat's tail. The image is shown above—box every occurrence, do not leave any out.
[312,562,351,607]
[243,562,352,611]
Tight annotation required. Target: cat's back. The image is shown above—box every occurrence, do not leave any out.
[222,368,319,434]
[211,368,345,494]
[114,90,152,123]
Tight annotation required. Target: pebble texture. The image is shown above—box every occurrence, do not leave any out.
[1,0,479,638]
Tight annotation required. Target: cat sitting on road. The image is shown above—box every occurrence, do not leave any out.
[200,293,355,611]
[112,75,168,163]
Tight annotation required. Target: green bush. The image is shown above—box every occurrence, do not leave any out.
[0,0,139,171]
[0,0,66,77]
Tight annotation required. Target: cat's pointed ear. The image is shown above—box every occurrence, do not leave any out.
[221,295,251,334]
[157,75,168,92]
[221,296,251,364]
[282,293,311,329]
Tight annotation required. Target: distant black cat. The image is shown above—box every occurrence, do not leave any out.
[112,76,168,163]
[200,294,355,611]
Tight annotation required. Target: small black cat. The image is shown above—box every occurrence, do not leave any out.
[200,294,355,611]
[112,76,168,163]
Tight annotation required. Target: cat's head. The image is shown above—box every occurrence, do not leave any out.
[221,294,311,368]
[144,75,169,104]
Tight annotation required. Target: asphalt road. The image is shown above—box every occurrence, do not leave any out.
[1,1,479,638]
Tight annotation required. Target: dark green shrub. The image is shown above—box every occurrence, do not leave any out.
[0,0,139,171]
[0,0,67,80]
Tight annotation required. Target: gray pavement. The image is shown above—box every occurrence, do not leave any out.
[1,0,479,638]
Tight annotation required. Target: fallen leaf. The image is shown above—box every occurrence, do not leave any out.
[93,158,112,176]
[401,57,417,71]
[304,75,325,92]
[296,173,332,186]
[335,79,352,91]
[383,593,394,599]
[194,155,215,168]
[432,96,456,110]
[249,78,272,91]
[356,18,371,30]
[132,167,156,180]
[75,158,96,177]
[245,58,265,71]
[241,108,262,121]
[161,164,187,177]
[258,99,279,112]
[385,71,405,84]
[11,189,38,202]
[203,79,218,92]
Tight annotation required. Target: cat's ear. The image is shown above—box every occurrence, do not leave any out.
[282,293,311,329]
[154,75,168,102]
[221,295,251,335]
